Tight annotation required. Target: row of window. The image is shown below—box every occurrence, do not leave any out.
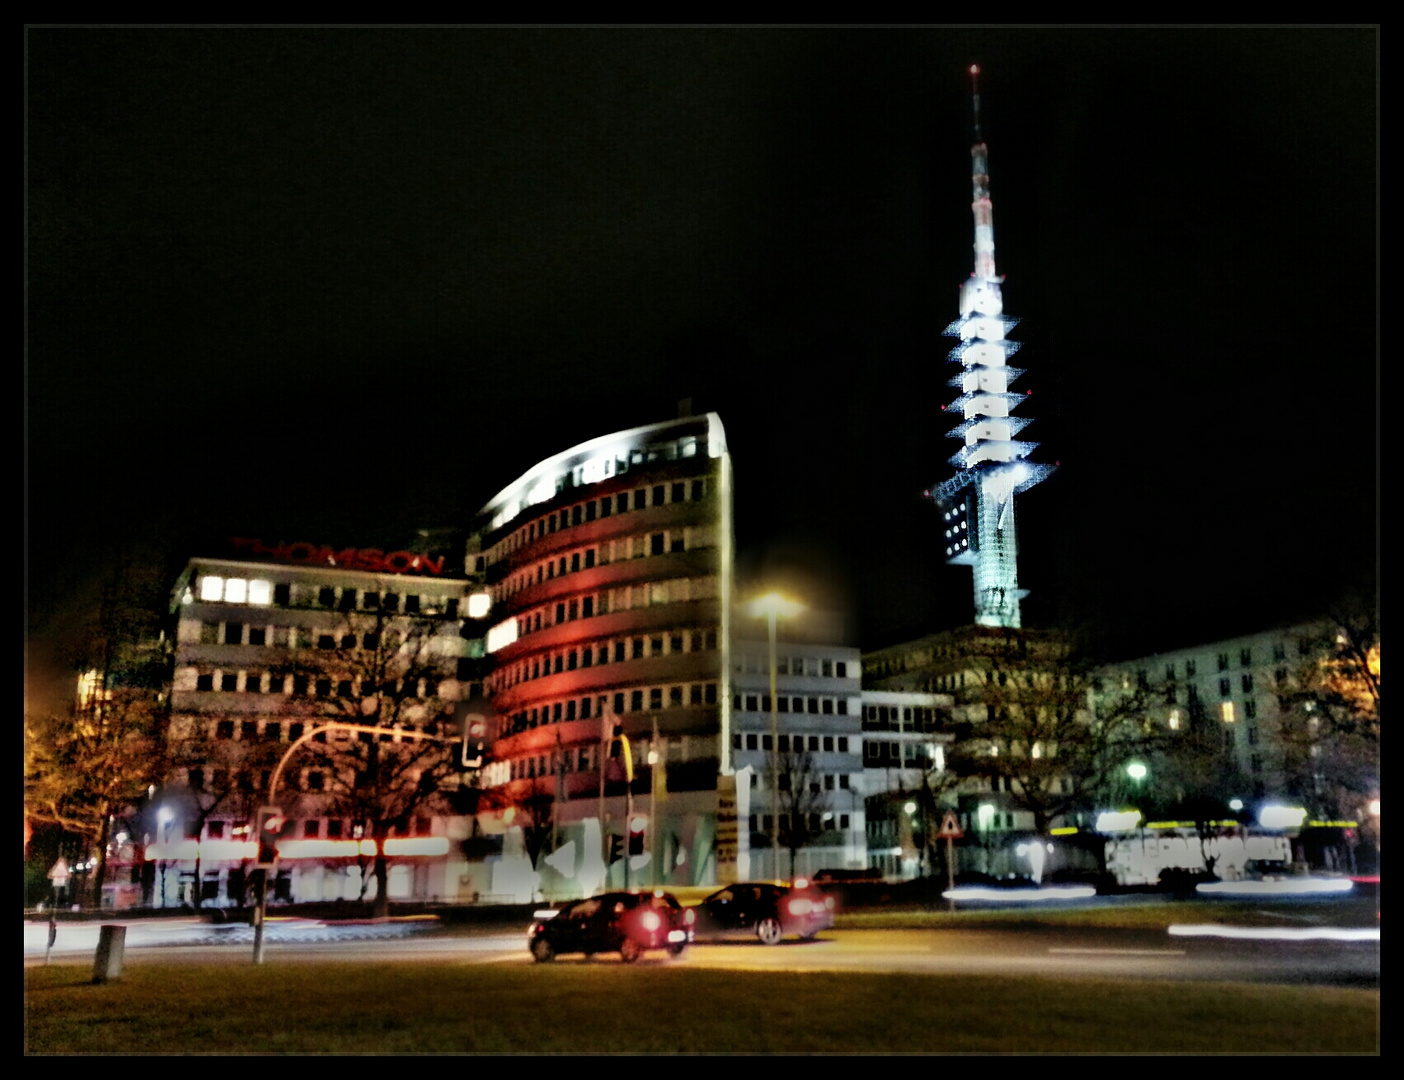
[733,733,852,755]
[491,477,710,563]
[497,681,722,738]
[197,717,447,742]
[735,693,851,716]
[494,627,720,691]
[195,623,455,653]
[1153,640,1295,683]
[507,575,720,647]
[496,730,706,784]
[733,654,851,679]
[179,812,429,841]
[196,577,462,616]
[861,705,942,732]
[862,742,941,769]
[189,672,445,698]
[495,527,714,601]
[752,813,852,834]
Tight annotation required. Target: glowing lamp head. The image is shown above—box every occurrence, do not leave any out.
[1126,762,1148,781]
[904,801,917,815]
[1258,805,1308,830]
[747,592,804,621]
[1229,798,1244,812]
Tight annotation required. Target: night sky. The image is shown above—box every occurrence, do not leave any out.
[26,29,1378,701]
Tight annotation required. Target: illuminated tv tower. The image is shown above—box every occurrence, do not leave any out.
[932,66,1052,629]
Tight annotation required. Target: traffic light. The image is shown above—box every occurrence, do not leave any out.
[628,816,647,857]
[460,711,486,768]
[608,834,624,863]
[255,806,286,868]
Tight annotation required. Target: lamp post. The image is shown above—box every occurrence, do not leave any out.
[1125,762,1149,881]
[156,806,175,909]
[747,592,804,881]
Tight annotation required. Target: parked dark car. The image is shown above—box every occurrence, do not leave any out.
[529,890,694,963]
[693,881,835,945]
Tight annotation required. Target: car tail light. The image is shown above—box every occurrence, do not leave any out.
[788,897,813,916]
[684,908,696,925]
[640,910,661,932]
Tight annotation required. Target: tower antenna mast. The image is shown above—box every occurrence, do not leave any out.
[929,66,1053,629]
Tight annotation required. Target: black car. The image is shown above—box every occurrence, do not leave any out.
[529,890,694,963]
[693,881,836,945]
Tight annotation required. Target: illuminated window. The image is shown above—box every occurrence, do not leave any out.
[1168,709,1181,730]
[200,576,224,601]
[1221,701,1236,723]
[248,579,272,605]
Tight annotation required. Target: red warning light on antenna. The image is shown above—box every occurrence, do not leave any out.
[970,64,980,76]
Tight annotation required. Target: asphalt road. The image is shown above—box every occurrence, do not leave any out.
[26,920,1378,988]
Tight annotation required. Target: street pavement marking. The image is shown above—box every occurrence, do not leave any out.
[1167,925,1379,942]
[1048,948,1186,956]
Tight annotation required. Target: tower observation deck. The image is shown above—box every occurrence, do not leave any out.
[931,66,1052,629]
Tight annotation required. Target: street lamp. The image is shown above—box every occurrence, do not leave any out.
[747,591,804,881]
[156,806,176,909]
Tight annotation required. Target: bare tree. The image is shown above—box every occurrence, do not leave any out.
[164,717,285,908]
[1276,604,1380,822]
[271,606,464,918]
[948,663,1159,835]
[1150,694,1250,876]
[771,746,829,877]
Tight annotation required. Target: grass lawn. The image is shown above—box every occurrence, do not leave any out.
[25,962,1378,1054]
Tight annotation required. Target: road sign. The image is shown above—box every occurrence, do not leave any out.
[47,858,71,886]
[937,811,964,839]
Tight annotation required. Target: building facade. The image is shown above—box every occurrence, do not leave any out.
[729,637,866,879]
[471,413,735,895]
[1095,620,1378,836]
[153,546,484,907]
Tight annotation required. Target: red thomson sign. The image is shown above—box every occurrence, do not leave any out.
[229,538,448,576]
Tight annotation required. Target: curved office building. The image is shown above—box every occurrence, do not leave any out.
[471,413,734,892]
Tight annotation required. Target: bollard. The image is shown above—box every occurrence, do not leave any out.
[92,924,126,983]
